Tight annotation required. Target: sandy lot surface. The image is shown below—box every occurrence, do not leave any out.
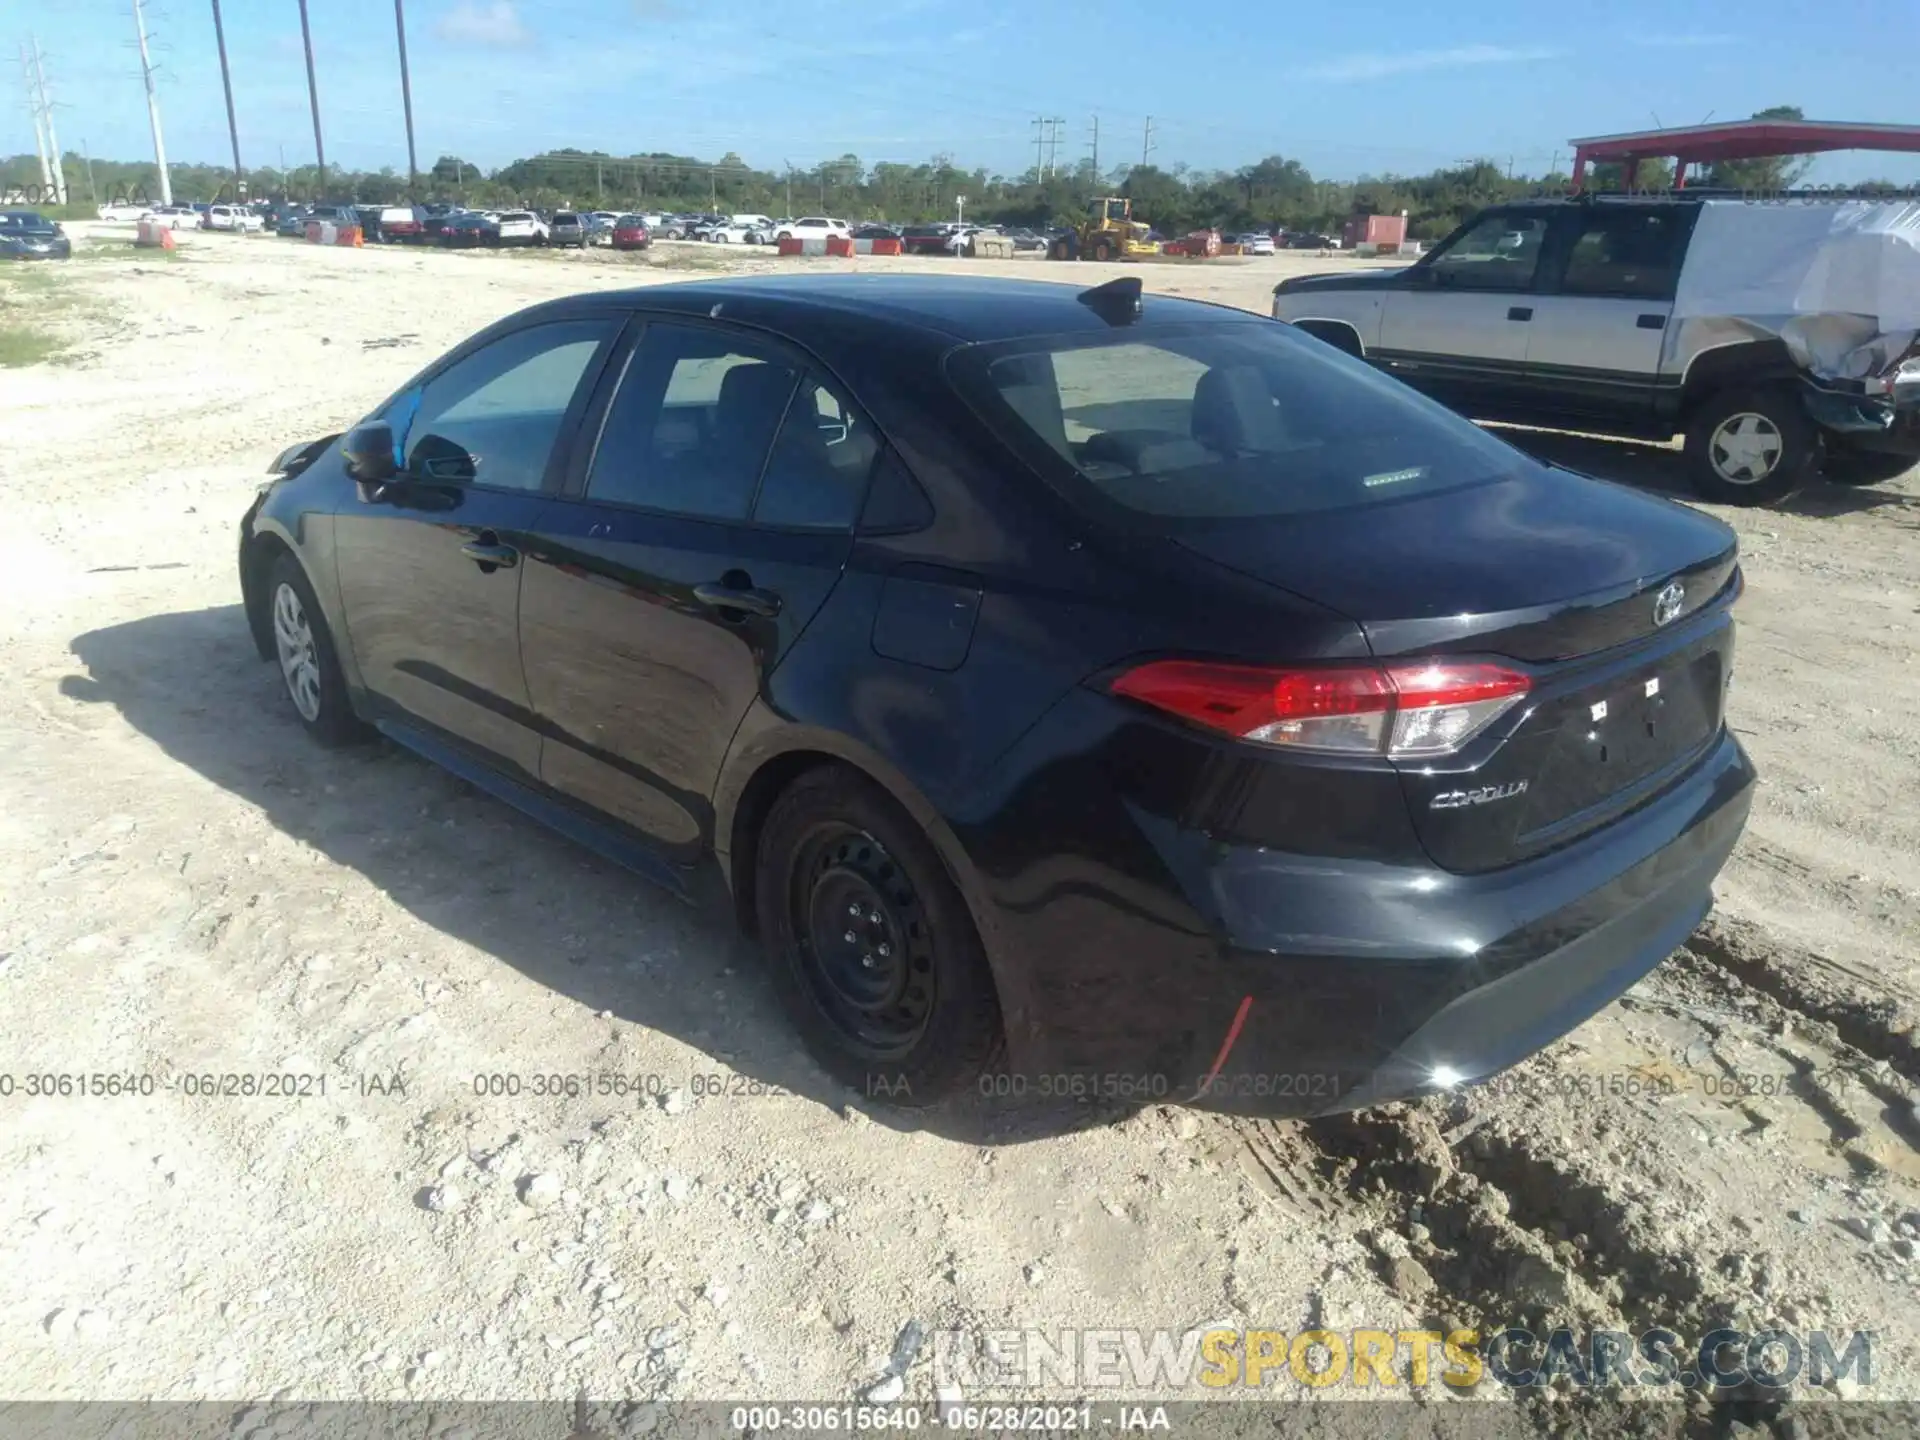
[1,229,1918,1430]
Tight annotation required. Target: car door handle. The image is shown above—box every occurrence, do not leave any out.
[1507,306,1533,322]
[692,581,782,618]
[1637,313,1667,330]
[460,538,519,570]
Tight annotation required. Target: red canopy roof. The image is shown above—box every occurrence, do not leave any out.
[1569,119,1920,187]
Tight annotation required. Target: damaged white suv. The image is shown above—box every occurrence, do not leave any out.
[1272,194,1920,505]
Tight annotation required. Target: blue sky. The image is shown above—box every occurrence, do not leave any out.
[10,0,1918,183]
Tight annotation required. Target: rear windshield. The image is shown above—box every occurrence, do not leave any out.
[615,216,644,226]
[553,213,578,223]
[950,321,1529,521]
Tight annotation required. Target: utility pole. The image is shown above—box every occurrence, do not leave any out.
[132,0,173,205]
[20,47,53,199]
[595,158,603,204]
[27,41,68,203]
[209,1,245,197]
[1033,116,1045,180]
[1088,114,1099,181]
[1048,117,1066,177]
[1141,116,1155,169]
[81,138,97,201]
[394,0,420,198]
[295,0,327,200]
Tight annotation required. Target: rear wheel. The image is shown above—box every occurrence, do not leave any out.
[1683,385,1817,506]
[1824,444,1915,486]
[754,766,1001,1105]
[1091,237,1115,262]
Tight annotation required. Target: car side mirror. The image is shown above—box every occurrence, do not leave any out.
[342,422,397,485]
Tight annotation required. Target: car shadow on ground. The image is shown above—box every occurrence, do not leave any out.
[1497,425,1920,521]
[64,605,1122,1148]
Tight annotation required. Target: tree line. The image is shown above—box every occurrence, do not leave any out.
[7,106,1906,240]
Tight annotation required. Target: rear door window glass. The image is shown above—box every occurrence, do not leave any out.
[752,376,879,530]
[586,321,801,520]
[1557,208,1687,299]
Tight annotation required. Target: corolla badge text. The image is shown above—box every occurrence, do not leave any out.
[1431,780,1530,810]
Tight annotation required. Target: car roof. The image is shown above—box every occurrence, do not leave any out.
[564,273,1255,343]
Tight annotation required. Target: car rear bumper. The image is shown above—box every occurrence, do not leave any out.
[1803,383,1920,456]
[966,711,1754,1117]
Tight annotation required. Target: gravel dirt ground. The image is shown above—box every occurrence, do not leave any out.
[2,228,1918,1432]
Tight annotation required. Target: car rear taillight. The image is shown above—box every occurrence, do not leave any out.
[1109,659,1531,758]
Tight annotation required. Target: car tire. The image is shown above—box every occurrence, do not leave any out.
[1683,385,1817,507]
[776,231,792,243]
[1823,444,1915,486]
[1091,238,1115,262]
[265,552,368,748]
[755,765,1001,1106]
[1047,237,1073,261]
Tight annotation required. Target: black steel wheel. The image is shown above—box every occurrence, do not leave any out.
[755,765,1001,1103]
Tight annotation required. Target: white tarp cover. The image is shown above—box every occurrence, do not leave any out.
[1673,200,1920,379]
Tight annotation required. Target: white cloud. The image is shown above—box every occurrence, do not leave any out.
[436,1,531,47]
[1292,44,1560,83]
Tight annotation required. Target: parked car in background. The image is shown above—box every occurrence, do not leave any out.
[610,215,652,251]
[549,212,589,248]
[774,216,849,243]
[852,224,900,242]
[439,211,496,248]
[146,205,200,231]
[698,219,758,244]
[1004,228,1047,252]
[378,205,425,242]
[1272,193,1920,503]
[417,203,459,241]
[493,211,548,246]
[240,272,1755,1116]
[900,224,954,255]
[204,204,265,233]
[307,204,361,231]
[0,210,71,260]
[96,201,151,222]
[1239,232,1278,256]
[275,208,313,238]
[584,212,621,245]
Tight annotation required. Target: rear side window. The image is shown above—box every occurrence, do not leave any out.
[1557,208,1687,299]
[587,321,801,520]
[752,376,879,530]
[953,322,1528,521]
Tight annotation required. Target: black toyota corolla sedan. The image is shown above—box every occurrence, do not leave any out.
[238,273,1754,1115]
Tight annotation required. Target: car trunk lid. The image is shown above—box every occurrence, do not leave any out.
[1174,468,1739,870]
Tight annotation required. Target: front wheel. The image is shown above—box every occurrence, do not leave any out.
[1091,238,1115,262]
[1683,385,1817,506]
[1824,444,1915,486]
[755,766,1001,1105]
[266,553,368,747]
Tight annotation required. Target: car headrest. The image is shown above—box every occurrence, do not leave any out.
[992,353,1070,455]
[716,362,799,427]
[1191,365,1285,455]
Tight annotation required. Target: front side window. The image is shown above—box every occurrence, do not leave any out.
[954,322,1530,521]
[402,319,615,488]
[1426,212,1549,291]
[586,322,801,520]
